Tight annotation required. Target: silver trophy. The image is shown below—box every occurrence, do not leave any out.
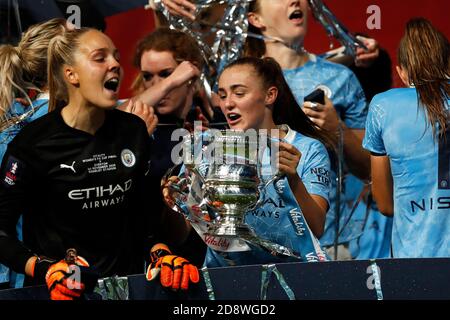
[202,131,260,237]
[164,129,299,258]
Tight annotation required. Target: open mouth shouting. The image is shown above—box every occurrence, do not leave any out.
[288,9,304,24]
[226,112,242,126]
[103,76,120,97]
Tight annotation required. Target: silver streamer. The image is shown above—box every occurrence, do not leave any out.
[369,260,384,300]
[154,0,368,89]
[308,0,368,57]
[94,276,130,300]
[156,0,252,88]
[260,264,296,300]
[201,267,216,300]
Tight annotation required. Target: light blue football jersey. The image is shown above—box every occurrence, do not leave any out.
[348,206,393,259]
[345,175,393,259]
[363,88,450,258]
[204,126,331,267]
[0,99,48,163]
[283,54,367,129]
[282,54,379,249]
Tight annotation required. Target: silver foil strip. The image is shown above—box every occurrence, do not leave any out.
[308,0,368,57]
[369,260,384,300]
[94,276,130,300]
[156,1,252,89]
[260,264,296,300]
[201,267,216,300]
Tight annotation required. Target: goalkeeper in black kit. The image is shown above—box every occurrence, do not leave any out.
[0,28,198,300]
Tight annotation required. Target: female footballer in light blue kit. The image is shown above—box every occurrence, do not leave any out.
[363,18,450,258]
[204,57,333,267]
[244,0,385,257]
[157,0,390,259]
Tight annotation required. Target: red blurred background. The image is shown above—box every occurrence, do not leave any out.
[104,0,450,99]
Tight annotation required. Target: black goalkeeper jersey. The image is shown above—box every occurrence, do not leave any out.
[0,109,153,284]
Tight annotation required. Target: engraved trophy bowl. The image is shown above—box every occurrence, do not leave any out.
[204,162,260,237]
[164,129,299,258]
[202,130,261,237]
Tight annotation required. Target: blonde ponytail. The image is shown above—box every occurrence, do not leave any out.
[0,45,33,118]
[47,28,90,112]
[0,18,68,121]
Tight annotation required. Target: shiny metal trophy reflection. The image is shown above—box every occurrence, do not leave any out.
[153,0,369,260]
[203,132,260,237]
[165,130,299,258]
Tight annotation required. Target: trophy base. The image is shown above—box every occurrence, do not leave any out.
[206,221,255,238]
[205,218,301,259]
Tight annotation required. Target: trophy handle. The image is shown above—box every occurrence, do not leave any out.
[252,134,286,209]
[263,172,285,189]
[251,173,285,210]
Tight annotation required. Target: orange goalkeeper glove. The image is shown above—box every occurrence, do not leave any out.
[146,243,199,290]
[45,254,90,300]
[31,249,92,300]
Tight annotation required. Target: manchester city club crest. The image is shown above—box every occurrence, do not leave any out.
[121,149,136,168]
